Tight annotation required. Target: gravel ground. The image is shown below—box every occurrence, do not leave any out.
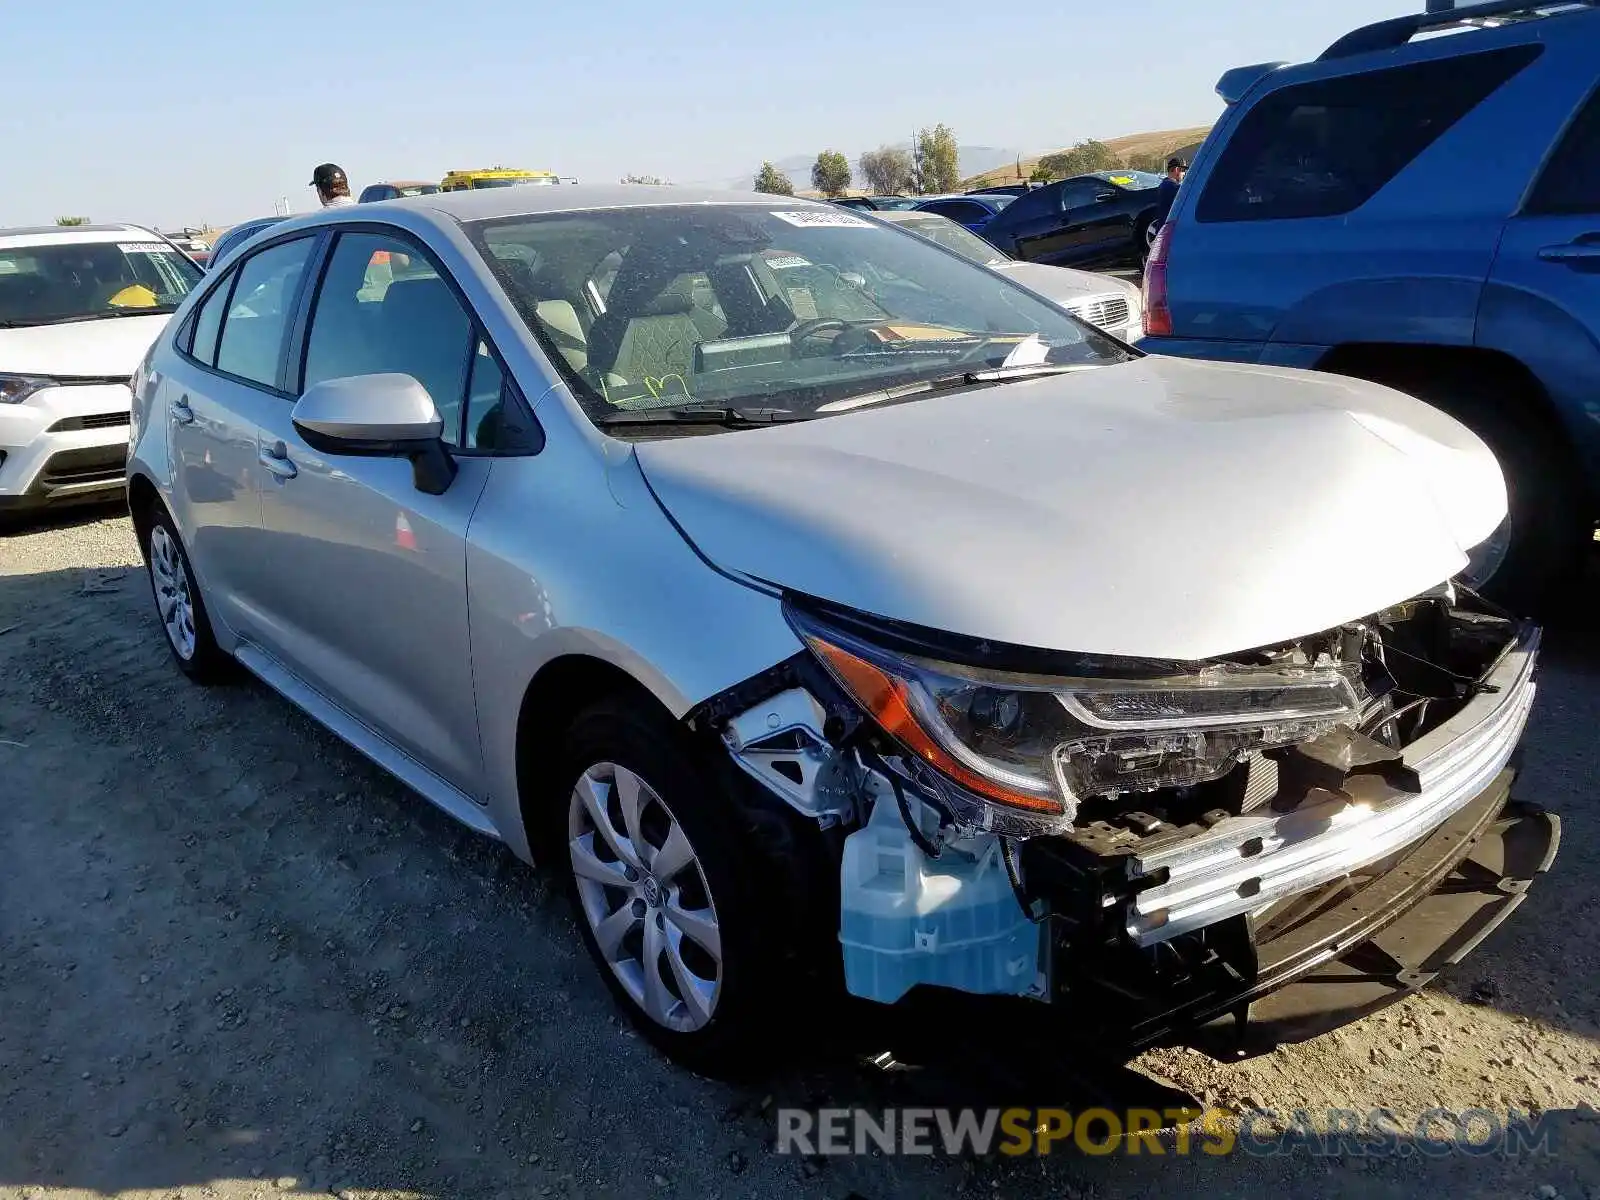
[1,509,1597,1200]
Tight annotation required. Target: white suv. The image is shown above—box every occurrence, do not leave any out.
[0,224,202,519]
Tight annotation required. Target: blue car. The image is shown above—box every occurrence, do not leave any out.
[1140,0,1600,613]
[909,193,1012,235]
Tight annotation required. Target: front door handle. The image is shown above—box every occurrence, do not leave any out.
[258,442,298,481]
[1537,240,1600,263]
[171,395,195,425]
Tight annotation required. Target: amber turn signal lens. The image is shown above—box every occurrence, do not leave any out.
[806,636,1065,815]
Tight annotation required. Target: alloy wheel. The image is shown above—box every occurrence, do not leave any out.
[567,762,722,1032]
[148,525,197,661]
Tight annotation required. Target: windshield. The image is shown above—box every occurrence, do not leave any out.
[1098,170,1164,191]
[0,239,202,326]
[468,204,1132,429]
[473,177,533,189]
[398,184,440,196]
[888,214,1007,266]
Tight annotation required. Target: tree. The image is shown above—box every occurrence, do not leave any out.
[914,124,960,194]
[753,161,795,196]
[1034,139,1120,183]
[810,150,852,198]
[620,173,669,185]
[1126,151,1170,173]
[1028,164,1054,184]
[858,146,915,196]
[56,216,90,226]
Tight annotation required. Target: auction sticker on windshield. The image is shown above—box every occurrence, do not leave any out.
[769,211,873,229]
[118,243,173,254]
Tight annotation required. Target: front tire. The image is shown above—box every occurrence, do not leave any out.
[550,698,792,1076]
[142,506,231,682]
[1334,362,1589,618]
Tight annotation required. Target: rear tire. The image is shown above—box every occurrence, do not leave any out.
[1335,362,1589,618]
[546,697,801,1077]
[1135,215,1157,266]
[141,505,232,683]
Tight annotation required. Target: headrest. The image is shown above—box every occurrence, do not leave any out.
[636,291,693,318]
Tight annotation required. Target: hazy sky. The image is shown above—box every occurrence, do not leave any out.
[6,0,1403,231]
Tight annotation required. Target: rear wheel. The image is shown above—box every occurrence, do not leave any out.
[142,506,231,682]
[550,698,795,1076]
[1135,216,1157,266]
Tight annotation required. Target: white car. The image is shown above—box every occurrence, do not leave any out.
[872,209,1142,340]
[0,224,202,519]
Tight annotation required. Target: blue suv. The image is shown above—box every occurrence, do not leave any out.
[1140,0,1600,613]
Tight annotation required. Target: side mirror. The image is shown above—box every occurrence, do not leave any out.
[291,373,457,495]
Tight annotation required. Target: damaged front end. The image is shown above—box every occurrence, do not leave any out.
[688,587,1557,1057]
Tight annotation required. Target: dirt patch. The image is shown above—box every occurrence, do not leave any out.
[1,513,1597,1199]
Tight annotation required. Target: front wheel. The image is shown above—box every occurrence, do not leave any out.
[1334,364,1589,617]
[552,699,794,1075]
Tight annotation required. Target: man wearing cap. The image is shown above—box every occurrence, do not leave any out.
[310,164,356,208]
[1154,155,1187,228]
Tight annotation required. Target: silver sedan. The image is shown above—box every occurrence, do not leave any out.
[126,185,1547,1075]
[870,208,1143,341]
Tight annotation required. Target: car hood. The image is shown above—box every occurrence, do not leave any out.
[633,355,1507,661]
[0,313,171,377]
[993,260,1136,309]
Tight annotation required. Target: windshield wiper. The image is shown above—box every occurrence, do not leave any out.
[27,307,180,326]
[594,405,808,429]
[816,363,1090,413]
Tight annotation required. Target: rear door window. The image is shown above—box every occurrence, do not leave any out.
[989,184,1059,225]
[1197,45,1541,222]
[213,237,317,389]
[1526,86,1600,215]
[185,272,233,365]
[920,200,988,225]
[1059,180,1105,210]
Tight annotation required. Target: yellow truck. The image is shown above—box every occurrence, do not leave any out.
[439,168,560,191]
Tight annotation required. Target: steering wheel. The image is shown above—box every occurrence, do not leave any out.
[789,317,853,351]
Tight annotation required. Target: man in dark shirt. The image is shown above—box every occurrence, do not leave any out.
[1155,156,1187,226]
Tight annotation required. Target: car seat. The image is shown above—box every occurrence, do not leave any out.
[368,277,471,432]
[602,290,728,405]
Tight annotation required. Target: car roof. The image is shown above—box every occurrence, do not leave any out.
[354,184,837,225]
[1218,0,1598,100]
[1321,0,1597,61]
[0,223,158,249]
[915,193,1005,207]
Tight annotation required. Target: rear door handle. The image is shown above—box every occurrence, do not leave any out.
[258,442,298,481]
[1537,241,1600,263]
[171,395,195,425]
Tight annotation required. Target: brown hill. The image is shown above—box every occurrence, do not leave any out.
[962,125,1212,188]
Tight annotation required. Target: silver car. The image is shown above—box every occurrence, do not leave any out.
[127,186,1554,1074]
[871,208,1143,340]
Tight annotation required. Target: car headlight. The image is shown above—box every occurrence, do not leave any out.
[789,604,1360,833]
[0,373,55,404]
